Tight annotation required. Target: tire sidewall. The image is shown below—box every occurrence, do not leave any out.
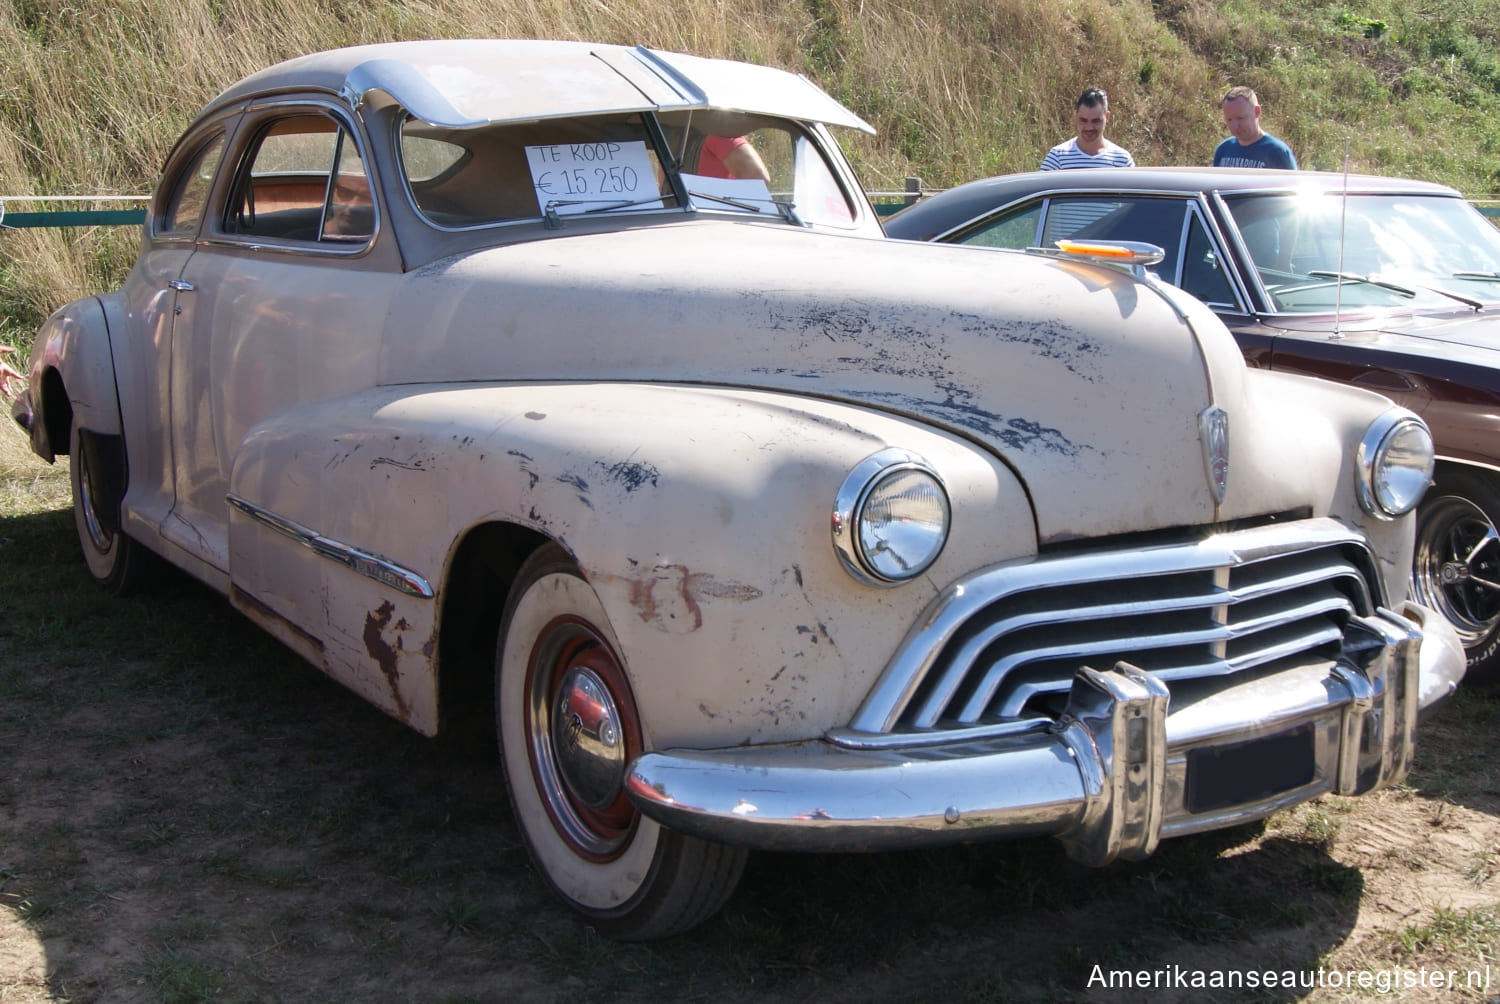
[496,555,666,916]
[69,424,123,586]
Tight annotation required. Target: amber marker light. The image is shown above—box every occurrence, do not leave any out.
[1052,239,1165,266]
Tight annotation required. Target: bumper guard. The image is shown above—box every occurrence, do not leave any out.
[626,604,1460,863]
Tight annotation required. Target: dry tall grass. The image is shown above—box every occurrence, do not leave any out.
[0,0,1493,329]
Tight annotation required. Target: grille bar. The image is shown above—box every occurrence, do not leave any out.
[849,517,1382,736]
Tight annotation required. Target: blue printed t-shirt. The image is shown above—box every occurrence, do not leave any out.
[1214,133,1297,170]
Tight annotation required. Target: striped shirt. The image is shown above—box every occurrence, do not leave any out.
[1039,138,1135,171]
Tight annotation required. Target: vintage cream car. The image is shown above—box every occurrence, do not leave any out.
[11,40,1467,939]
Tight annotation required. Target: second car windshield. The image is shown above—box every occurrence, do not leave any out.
[1224,192,1500,311]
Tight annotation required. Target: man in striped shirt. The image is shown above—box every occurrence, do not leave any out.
[1040,87,1135,171]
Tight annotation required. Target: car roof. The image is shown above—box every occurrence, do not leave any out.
[883,166,1464,239]
[207,39,875,132]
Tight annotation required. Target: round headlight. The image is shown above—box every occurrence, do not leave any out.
[833,449,951,585]
[1357,410,1435,519]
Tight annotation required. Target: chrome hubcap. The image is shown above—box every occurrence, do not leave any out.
[76,449,113,553]
[526,615,639,860]
[553,664,625,809]
[1414,495,1500,646]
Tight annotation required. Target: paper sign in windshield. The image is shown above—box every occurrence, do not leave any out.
[526,141,662,215]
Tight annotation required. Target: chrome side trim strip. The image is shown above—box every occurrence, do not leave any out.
[225,493,435,598]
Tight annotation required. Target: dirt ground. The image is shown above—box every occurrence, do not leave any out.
[2,427,1500,1003]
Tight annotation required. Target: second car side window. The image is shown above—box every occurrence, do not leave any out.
[1041,196,1188,283]
[957,203,1041,249]
[1180,213,1238,308]
[226,114,373,245]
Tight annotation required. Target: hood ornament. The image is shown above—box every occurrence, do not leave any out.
[1200,406,1229,504]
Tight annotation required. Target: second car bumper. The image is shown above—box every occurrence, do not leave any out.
[626,602,1464,865]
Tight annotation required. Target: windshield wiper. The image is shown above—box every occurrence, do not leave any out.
[1306,270,1416,297]
[1454,270,1500,281]
[580,195,668,214]
[541,196,668,228]
[1308,269,1485,310]
[686,189,767,213]
[685,189,806,227]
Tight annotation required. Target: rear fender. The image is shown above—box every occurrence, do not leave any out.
[225,383,1038,743]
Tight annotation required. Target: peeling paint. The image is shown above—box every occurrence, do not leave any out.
[557,471,593,510]
[611,563,766,634]
[363,600,412,720]
[598,457,660,492]
[371,455,428,471]
[509,450,540,490]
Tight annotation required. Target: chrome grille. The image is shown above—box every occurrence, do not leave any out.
[848,518,1382,736]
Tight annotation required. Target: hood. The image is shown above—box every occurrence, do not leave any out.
[379,222,1311,543]
[1266,306,1500,362]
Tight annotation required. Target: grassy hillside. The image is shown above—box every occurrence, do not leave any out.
[3,0,1500,338]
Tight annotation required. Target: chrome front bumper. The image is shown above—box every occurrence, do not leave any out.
[626,603,1465,865]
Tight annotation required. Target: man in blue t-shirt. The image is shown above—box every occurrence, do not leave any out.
[1213,86,1297,169]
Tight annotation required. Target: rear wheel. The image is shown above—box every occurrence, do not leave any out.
[495,544,747,940]
[69,423,155,595]
[1413,469,1500,679]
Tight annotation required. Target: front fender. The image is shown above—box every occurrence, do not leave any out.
[227,382,1040,745]
[27,295,123,459]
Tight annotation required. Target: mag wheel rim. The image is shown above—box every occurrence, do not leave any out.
[1414,494,1500,646]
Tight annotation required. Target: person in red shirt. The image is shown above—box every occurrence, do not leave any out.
[696,135,771,182]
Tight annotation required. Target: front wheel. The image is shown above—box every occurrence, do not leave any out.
[69,423,156,595]
[495,544,747,940]
[1413,470,1500,680]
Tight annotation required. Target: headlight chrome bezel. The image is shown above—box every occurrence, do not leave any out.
[832,448,951,587]
[1356,408,1435,520]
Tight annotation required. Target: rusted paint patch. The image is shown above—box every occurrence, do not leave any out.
[363,600,412,720]
[604,563,766,634]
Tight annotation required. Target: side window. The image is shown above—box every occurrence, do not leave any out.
[1041,196,1189,282]
[156,134,225,238]
[225,114,373,245]
[957,203,1042,250]
[323,133,373,241]
[1180,213,1238,307]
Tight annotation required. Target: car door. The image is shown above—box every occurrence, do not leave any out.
[165,102,397,619]
[112,121,233,580]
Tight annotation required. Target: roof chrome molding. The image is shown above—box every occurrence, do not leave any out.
[628,46,708,106]
[342,58,484,126]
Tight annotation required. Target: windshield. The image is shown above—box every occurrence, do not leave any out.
[1223,192,1500,312]
[400,110,856,230]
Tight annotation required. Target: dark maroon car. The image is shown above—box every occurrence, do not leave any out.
[885,167,1500,676]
